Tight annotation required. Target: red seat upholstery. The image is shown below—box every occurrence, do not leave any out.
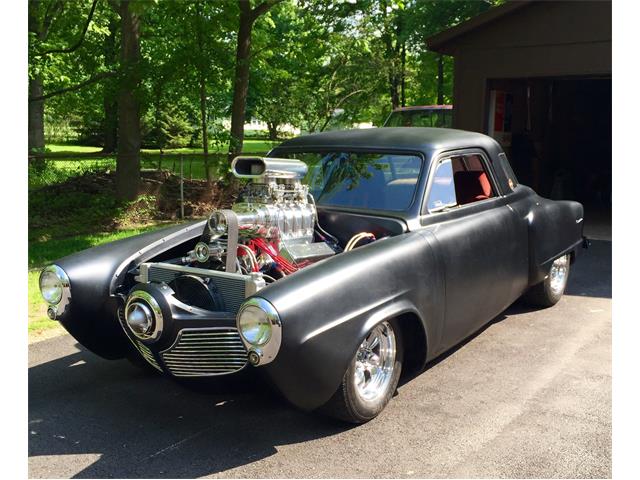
[453,171,493,205]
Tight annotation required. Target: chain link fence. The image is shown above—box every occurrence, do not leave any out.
[28,150,268,219]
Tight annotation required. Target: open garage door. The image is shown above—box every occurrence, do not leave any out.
[486,77,611,210]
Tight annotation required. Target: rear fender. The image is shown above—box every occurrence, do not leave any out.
[527,197,584,284]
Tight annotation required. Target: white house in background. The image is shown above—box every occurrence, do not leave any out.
[353,122,375,129]
[220,118,301,136]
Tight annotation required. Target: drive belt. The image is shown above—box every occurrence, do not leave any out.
[220,210,239,273]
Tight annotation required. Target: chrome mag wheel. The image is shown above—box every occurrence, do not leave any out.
[549,254,570,296]
[353,321,397,403]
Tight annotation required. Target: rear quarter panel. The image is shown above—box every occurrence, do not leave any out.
[528,196,584,283]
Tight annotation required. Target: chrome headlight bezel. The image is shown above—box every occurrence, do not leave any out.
[39,265,71,317]
[237,297,282,366]
[124,290,164,342]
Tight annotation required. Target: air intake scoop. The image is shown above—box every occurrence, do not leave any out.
[231,156,308,180]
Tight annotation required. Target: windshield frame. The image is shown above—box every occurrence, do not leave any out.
[268,146,428,218]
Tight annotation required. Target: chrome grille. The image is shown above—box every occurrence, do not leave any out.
[160,328,248,377]
[134,340,162,371]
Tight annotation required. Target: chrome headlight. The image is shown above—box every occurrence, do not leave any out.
[237,298,282,366]
[124,290,163,342]
[238,303,273,346]
[39,265,70,305]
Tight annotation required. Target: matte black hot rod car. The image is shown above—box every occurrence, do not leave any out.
[39,128,585,423]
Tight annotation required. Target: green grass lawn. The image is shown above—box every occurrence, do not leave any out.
[46,144,103,153]
[47,139,277,156]
[28,225,175,333]
[37,140,277,184]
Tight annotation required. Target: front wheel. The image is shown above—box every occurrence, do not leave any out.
[523,254,571,307]
[321,320,403,423]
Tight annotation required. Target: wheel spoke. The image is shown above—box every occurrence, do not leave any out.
[352,321,397,403]
[354,361,366,387]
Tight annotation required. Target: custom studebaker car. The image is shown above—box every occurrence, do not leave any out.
[39,128,586,423]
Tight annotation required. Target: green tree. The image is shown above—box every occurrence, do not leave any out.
[28,0,111,152]
[228,0,282,159]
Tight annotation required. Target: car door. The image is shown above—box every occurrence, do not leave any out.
[420,149,529,351]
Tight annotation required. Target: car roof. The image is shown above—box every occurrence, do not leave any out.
[274,127,497,156]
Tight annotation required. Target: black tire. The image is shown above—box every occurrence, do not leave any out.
[321,319,404,423]
[523,254,571,307]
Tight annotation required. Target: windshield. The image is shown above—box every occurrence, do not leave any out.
[284,151,422,211]
[384,109,453,128]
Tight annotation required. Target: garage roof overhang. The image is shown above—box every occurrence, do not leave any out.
[427,1,533,56]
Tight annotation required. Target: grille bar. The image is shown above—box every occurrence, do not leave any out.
[135,340,162,372]
[160,328,248,377]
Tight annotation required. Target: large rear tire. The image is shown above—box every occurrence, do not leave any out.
[321,320,403,423]
[523,254,571,307]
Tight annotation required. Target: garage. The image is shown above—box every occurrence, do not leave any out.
[428,1,611,224]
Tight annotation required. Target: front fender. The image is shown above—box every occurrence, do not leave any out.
[258,231,443,411]
[54,221,206,359]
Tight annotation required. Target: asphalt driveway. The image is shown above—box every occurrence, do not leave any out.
[28,241,611,478]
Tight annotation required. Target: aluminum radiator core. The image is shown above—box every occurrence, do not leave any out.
[137,262,265,314]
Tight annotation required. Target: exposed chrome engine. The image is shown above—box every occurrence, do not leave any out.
[190,156,336,277]
[116,156,375,372]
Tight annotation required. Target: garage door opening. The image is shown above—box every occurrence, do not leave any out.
[485,77,611,211]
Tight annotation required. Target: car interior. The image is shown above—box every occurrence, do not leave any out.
[428,154,495,212]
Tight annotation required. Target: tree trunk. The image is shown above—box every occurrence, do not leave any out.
[196,1,211,183]
[199,75,211,183]
[116,0,141,200]
[228,1,280,160]
[228,10,253,160]
[266,121,278,141]
[390,75,400,110]
[437,54,444,105]
[400,42,406,107]
[103,94,118,154]
[102,17,118,154]
[28,77,45,152]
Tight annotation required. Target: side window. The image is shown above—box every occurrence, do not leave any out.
[427,153,497,213]
[450,154,495,206]
[427,159,457,212]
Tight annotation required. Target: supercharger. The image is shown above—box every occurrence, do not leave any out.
[197,156,335,274]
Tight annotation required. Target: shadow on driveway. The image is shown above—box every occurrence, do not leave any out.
[29,349,353,478]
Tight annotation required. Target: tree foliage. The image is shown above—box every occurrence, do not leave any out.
[30,0,503,188]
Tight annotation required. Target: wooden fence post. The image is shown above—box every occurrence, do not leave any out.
[180,154,184,219]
